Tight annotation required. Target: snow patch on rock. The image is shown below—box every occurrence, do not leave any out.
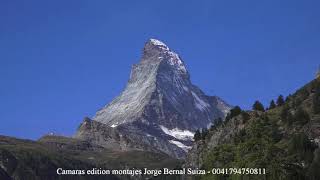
[160,125,194,141]
[111,124,118,128]
[169,140,192,152]
[150,39,169,50]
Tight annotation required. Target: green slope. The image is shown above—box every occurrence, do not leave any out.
[190,78,320,180]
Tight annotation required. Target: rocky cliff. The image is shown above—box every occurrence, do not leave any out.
[75,39,231,158]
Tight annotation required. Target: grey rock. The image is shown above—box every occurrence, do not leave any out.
[76,39,232,158]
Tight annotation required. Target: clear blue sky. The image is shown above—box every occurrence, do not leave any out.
[1,0,319,140]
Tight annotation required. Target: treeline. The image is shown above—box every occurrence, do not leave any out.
[196,79,320,179]
[194,86,320,141]
[194,105,249,141]
[252,94,285,112]
[193,95,283,141]
[201,114,320,180]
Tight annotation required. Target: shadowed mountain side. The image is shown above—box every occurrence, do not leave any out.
[0,135,180,180]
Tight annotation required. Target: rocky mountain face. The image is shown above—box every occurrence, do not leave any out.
[75,39,231,158]
[184,78,320,180]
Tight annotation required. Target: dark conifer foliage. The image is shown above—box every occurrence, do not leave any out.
[253,101,265,112]
[194,130,201,141]
[277,95,285,106]
[269,100,276,109]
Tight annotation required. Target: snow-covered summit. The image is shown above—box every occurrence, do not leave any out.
[149,38,169,49]
[142,39,187,75]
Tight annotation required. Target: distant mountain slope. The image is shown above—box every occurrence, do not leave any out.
[76,39,231,158]
[0,135,180,180]
[184,78,320,180]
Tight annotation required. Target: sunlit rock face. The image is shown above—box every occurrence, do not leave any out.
[76,39,231,158]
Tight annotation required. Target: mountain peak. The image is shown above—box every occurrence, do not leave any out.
[142,38,188,75]
[148,38,169,49]
[83,39,232,158]
[142,38,171,60]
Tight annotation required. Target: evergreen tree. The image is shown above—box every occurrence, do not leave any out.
[277,95,285,106]
[280,105,289,120]
[253,101,265,112]
[241,111,250,122]
[269,100,276,109]
[285,94,292,102]
[201,128,208,140]
[225,114,231,122]
[294,107,310,125]
[313,87,320,114]
[229,106,242,118]
[289,133,316,163]
[194,130,201,141]
[215,118,223,127]
[307,149,320,179]
[281,105,294,125]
